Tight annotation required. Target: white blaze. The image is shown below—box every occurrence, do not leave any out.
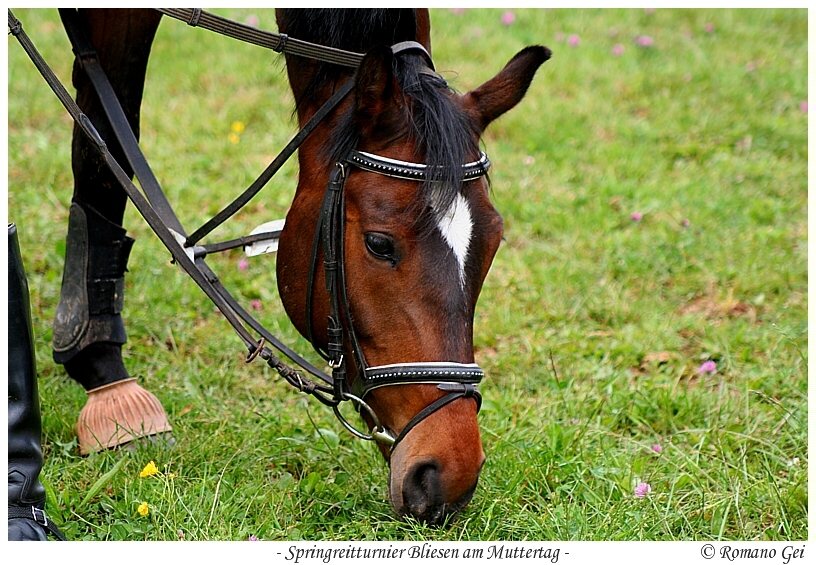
[435,193,473,289]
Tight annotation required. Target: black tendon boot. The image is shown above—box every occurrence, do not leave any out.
[8,224,66,540]
[52,203,170,454]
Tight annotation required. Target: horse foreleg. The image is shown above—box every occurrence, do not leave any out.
[53,8,171,454]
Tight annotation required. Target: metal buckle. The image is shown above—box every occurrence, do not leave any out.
[273,32,289,53]
[31,507,48,527]
[8,17,22,37]
[328,162,346,187]
[328,354,344,369]
[332,392,395,446]
[187,8,202,27]
[371,427,396,445]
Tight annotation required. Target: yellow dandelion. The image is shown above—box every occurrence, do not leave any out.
[139,460,159,478]
[137,502,149,517]
[228,132,240,144]
[230,120,246,134]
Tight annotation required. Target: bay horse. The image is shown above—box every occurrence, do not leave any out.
[49,8,548,525]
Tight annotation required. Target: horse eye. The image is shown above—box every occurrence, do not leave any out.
[364,232,396,262]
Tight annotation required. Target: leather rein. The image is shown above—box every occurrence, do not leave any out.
[9,8,490,452]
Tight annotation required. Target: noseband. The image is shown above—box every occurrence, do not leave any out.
[306,146,490,450]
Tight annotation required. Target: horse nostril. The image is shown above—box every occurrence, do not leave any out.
[402,461,444,524]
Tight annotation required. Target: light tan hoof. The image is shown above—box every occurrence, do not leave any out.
[77,378,172,455]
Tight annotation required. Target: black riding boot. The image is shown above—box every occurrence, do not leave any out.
[8,224,66,541]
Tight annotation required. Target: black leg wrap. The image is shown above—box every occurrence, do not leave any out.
[52,203,134,390]
[9,224,65,541]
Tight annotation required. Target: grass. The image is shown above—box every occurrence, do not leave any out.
[7,8,807,541]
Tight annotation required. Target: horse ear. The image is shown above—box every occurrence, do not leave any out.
[355,46,397,127]
[463,46,551,132]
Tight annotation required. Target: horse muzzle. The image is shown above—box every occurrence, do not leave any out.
[377,366,484,525]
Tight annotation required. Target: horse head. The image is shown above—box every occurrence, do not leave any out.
[275,8,549,524]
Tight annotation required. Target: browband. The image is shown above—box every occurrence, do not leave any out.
[347,150,490,182]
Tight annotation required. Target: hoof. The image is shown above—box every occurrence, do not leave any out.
[77,378,172,455]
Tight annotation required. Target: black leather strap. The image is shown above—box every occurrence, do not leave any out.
[185,79,355,247]
[323,166,349,399]
[334,169,369,389]
[157,8,364,68]
[306,164,346,365]
[186,8,202,27]
[60,9,186,235]
[391,383,481,450]
[8,506,67,541]
[196,230,283,256]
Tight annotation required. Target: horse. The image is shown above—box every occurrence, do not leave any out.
[44,8,549,525]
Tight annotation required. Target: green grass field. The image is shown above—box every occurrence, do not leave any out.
[7,8,807,541]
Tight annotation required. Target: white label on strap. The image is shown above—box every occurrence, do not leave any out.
[244,218,286,257]
[169,229,196,264]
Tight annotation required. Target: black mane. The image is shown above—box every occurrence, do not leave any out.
[278,9,418,73]
[278,9,480,214]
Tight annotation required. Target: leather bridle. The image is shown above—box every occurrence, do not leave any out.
[9,8,492,453]
[306,146,490,450]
